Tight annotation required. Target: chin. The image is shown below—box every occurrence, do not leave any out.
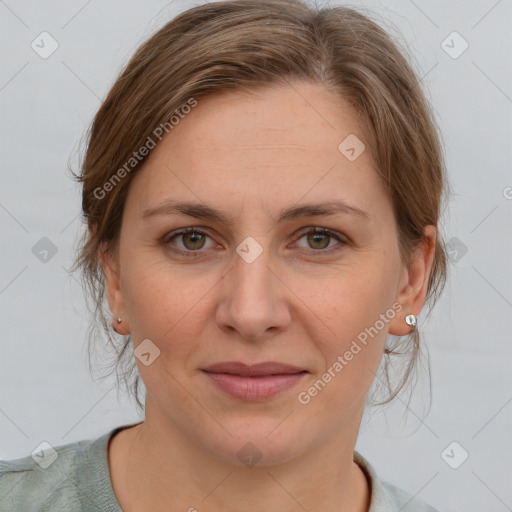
[202,419,308,468]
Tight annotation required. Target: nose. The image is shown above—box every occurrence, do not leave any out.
[215,242,291,342]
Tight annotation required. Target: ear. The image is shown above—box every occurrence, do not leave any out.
[388,225,437,336]
[99,242,131,335]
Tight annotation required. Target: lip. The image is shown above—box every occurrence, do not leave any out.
[202,361,308,401]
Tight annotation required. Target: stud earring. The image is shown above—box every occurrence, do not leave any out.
[117,317,122,324]
[405,314,416,327]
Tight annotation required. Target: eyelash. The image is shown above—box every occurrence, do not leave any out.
[162,226,348,258]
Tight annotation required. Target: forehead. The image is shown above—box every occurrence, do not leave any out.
[178,82,365,153]
[125,81,387,221]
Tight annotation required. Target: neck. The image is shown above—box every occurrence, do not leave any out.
[108,404,370,512]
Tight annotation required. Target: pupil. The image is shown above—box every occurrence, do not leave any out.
[185,232,204,249]
[309,233,329,249]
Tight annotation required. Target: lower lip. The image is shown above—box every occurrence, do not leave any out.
[202,371,307,401]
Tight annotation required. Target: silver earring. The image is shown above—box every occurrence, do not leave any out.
[405,314,416,327]
[117,317,122,324]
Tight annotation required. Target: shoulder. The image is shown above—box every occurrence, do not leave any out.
[0,424,132,512]
[378,480,440,511]
[0,437,94,512]
[354,451,440,512]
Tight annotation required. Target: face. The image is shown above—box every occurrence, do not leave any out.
[102,81,433,466]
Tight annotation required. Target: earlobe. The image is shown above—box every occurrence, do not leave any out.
[388,225,437,337]
[99,242,131,335]
[112,315,130,336]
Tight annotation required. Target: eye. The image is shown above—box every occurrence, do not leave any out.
[163,226,348,258]
[293,227,347,253]
[164,227,217,255]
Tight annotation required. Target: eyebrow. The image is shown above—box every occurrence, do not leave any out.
[141,199,370,224]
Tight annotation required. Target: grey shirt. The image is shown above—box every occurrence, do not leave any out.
[0,423,439,511]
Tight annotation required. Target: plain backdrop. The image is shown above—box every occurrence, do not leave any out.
[1,1,511,510]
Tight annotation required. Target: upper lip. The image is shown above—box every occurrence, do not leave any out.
[202,361,307,377]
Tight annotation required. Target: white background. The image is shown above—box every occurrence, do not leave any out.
[1,1,511,510]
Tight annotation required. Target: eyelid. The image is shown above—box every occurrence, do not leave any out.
[292,226,349,244]
[290,226,349,253]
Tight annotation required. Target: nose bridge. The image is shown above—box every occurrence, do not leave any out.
[232,236,275,308]
[216,236,289,340]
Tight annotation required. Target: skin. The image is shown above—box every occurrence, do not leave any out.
[101,81,436,512]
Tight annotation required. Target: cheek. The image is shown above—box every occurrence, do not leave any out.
[301,255,399,391]
[121,256,215,353]
[121,259,217,405]
[307,255,398,338]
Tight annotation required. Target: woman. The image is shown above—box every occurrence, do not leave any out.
[0,0,447,510]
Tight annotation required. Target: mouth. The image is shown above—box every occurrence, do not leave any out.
[202,361,307,377]
[201,361,308,401]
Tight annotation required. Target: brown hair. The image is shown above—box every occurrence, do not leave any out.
[71,0,448,413]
